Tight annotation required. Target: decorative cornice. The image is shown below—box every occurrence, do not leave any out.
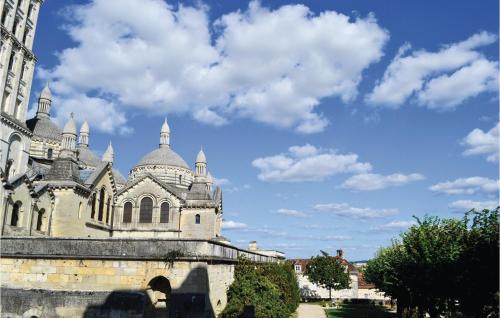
[0,112,32,136]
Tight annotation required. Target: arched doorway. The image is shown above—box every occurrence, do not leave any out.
[146,276,171,317]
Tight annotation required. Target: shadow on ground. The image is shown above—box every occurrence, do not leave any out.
[326,303,396,318]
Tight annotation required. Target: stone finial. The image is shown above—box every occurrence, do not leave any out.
[36,82,52,118]
[78,120,90,147]
[159,117,170,148]
[102,142,114,163]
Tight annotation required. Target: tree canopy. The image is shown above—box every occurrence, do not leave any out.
[364,208,499,318]
[306,251,350,300]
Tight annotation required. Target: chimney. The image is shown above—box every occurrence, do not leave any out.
[249,241,257,251]
[336,249,343,258]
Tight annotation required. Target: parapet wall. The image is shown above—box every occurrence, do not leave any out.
[0,236,279,262]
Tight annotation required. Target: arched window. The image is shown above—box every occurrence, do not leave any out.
[90,193,96,219]
[7,134,22,177]
[98,188,105,221]
[178,175,182,184]
[36,209,45,231]
[11,202,20,226]
[139,197,153,223]
[160,202,169,223]
[47,148,53,159]
[195,214,200,224]
[105,197,111,224]
[123,202,132,223]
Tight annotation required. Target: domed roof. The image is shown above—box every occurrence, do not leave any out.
[63,114,77,135]
[135,147,189,169]
[80,120,89,134]
[40,83,52,100]
[77,146,102,167]
[26,117,63,141]
[196,148,206,163]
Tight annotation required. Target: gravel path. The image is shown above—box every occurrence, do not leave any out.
[297,303,328,318]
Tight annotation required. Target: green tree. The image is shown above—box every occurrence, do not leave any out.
[306,251,350,301]
[221,257,300,318]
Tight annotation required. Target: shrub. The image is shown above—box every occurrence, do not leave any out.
[221,258,300,318]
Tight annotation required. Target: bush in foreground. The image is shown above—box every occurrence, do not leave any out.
[221,257,300,318]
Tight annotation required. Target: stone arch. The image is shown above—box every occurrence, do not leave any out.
[22,308,42,318]
[11,200,22,226]
[159,200,171,224]
[35,208,45,231]
[7,133,23,176]
[98,187,106,221]
[146,276,171,312]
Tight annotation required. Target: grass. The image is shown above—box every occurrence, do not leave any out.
[325,303,396,318]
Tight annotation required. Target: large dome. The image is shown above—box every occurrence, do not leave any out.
[135,147,189,169]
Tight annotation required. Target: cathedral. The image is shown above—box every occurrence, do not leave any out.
[0,1,224,242]
[0,2,280,317]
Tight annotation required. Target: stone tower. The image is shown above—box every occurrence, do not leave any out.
[0,0,43,175]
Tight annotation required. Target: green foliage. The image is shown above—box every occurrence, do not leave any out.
[364,208,499,318]
[306,251,350,300]
[221,258,300,318]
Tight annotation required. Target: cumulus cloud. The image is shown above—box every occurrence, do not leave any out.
[276,208,310,218]
[375,220,416,231]
[461,123,499,163]
[314,202,398,219]
[222,220,248,230]
[341,173,424,191]
[366,32,498,109]
[42,0,388,134]
[252,144,371,182]
[449,200,498,212]
[429,176,499,195]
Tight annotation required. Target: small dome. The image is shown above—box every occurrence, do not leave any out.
[80,120,89,134]
[161,118,170,134]
[77,147,101,167]
[196,148,206,163]
[135,147,189,169]
[40,82,52,100]
[63,114,77,135]
[26,117,62,141]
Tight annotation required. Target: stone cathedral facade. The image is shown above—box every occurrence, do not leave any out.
[0,1,276,317]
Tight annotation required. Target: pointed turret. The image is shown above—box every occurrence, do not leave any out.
[102,142,114,163]
[59,113,77,160]
[36,82,52,118]
[159,117,170,148]
[78,120,90,147]
[195,147,207,178]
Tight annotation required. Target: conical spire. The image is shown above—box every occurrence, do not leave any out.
[78,120,90,147]
[102,142,114,163]
[195,147,207,177]
[36,82,52,118]
[159,117,170,148]
[60,113,77,159]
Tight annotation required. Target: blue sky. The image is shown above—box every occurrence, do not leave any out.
[31,0,498,260]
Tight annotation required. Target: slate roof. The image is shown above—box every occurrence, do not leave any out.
[26,117,62,141]
[77,146,102,167]
[135,147,189,169]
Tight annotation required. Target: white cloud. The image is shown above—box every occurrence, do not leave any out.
[43,0,389,134]
[429,176,499,195]
[213,178,231,186]
[376,220,416,231]
[366,32,498,109]
[417,59,498,109]
[341,173,424,191]
[449,200,498,212]
[461,123,499,163]
[252,144,371,182]
[222,220,248,230]
[276,208,310,218]
[314,202,398,219]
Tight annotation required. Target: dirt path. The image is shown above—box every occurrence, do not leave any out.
[297,303,328,318]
